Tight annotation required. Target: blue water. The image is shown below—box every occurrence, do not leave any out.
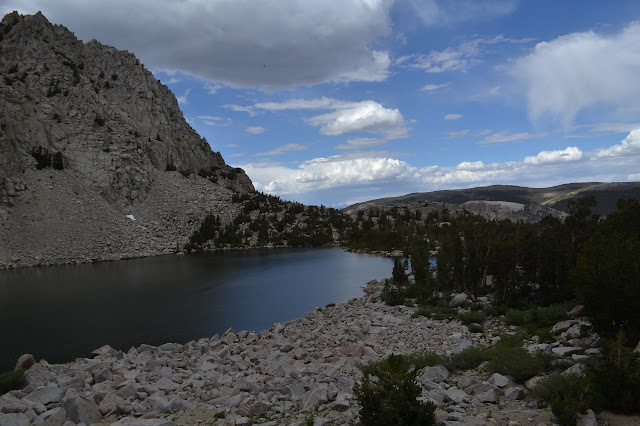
[0,247,391,371]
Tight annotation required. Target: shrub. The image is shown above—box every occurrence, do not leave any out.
[488,346,549,383]
[447,346,490,371]
[355,354,435,425]
[0,370,25,395]
[529,373,593,425]
[31,146,51,169]
[468,323,483,333]
[588,334,640,413]
[52,152,64,170]
[457,311,486,325]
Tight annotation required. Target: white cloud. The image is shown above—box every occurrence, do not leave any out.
[524,147,583,165]
[197,115,231,126]
[410,39,482,73]
[204,83,224,94]
[335,138,388,150]
[255,143,308,157]
[251,97,409,142]
[222,104,256,116]
[10,0,394,89]
[245,126,266,135]
[238,129,640,205]
[408,35,533,73]
[596,128,640,158]
[444,114,463,120]
[176,88,191,105]
[511,22,640,125]
[305,101,408,138]
[408,0,519,26]
[422,82,450,91]
[478,130,546,144]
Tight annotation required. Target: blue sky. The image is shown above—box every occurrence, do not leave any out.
[4,1,640,207]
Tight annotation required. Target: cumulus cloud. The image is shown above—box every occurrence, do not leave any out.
[511,22,640,124]
[444,114,463,120]
[523,147,583,165]
[305,102,407,138]
[596,128,640,158]
[245,126,266,135]
[249,97,410,142]
[335,137,389,150]
[255,143,308,157]
[478,130,547,144]
[7,0,394,89]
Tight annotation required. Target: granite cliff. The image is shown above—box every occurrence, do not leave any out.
[0,11,254,268]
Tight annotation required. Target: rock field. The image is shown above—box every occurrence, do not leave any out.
[1,281,607,426]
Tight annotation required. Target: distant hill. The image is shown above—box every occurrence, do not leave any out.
[343,182,640,221]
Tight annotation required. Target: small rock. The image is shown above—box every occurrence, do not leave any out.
[449,293,471,308]
[476,389,497,403]
[15,354,35,371]
[577,409,597,426]
[551,346,581,357]
[25,387,66,405]
[32,407,66,425]
[445,387,468,404]
[0,413,31,426]
[63,396,101,425]
[418,365,449,384]
[504,387,524,400]
[489,373,509,388]
[551,320,578,335]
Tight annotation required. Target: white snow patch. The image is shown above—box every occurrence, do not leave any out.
[126,214,136,221]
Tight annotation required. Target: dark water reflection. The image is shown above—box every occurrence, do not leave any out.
[0,247,391,371]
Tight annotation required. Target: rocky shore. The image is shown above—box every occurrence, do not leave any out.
[0,281,606,426]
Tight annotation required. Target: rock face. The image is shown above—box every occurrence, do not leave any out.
[0,11,254,268]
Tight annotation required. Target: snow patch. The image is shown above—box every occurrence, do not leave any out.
[126,214,136,221]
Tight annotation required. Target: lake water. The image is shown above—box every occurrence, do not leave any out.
[0,247,392,372]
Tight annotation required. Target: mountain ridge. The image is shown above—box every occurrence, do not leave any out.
[0,11,253,268]
[343,182,640,221]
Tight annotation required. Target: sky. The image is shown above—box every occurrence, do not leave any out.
[3,1,640,207]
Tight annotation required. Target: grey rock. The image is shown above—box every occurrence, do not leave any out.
[476,389,497,403]
[25,387,66,405]
[63,396,101,424]
[24,365,54,387]
[14,354,35,371]
[504,387,524,400]
[300,389,328,412]
[577,409,597,426]
[452,339,473,354]
[551,320,578,335]
[111,417,176,426]
[489,372,509,388]
[0,413,31,426]
[418,365,450,384]
[449,293,472,308]
[552,346,581,357]
[32,407,66,425]
[0,398,28,414]
[445,387,468,404]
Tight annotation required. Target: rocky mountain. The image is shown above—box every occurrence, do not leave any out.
[0,11,254,269]
[343,182,640,222]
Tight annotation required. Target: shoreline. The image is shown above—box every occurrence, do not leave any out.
[2,280,570,426]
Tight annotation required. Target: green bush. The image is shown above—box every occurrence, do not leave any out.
[488,346,549,383]
[529,373,593,425]
[447,346,491,371]
[0,370,25,395]
[355,354,435,425]
[457,311,486,325]
[468,323,483,333]
[588,334,640,413]
[52,152,64,170]
[31,146,51,169]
